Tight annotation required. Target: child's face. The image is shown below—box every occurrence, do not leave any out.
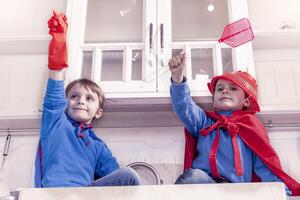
[66,83,103,124]
[213,79,249,111]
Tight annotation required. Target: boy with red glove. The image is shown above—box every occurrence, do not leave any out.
[34,11,140,188]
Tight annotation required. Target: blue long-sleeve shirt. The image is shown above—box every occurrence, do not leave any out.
[170,78,283,183]
[40,78,119,187]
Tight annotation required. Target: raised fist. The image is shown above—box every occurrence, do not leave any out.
[48,10,68,70]
[168,51,185,83]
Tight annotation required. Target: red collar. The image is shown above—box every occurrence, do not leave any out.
[200,111,245,177]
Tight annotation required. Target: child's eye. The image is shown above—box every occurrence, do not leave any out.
[86,96,94,102]
[230,86,238,91]
[70,95,77,99]
[216,87,223,92]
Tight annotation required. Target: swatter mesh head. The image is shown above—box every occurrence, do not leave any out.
[219,18,254,48]
[208,71,260,112]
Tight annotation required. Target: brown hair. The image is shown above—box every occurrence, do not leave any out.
[65,78,105,109]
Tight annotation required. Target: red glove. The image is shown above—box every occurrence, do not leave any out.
[48,10,68,70]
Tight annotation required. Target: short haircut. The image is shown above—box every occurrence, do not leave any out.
[65,78,105,109]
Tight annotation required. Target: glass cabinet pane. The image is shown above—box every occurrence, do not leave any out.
[101,50,123,81]
[172,49,182,56]
[131,50,143,80]
[85,0,143,42]
[221,48,233,72]
[82,51,93,79]
[172,48,214,79]
[191,48,213,79]
[171,0,229,41]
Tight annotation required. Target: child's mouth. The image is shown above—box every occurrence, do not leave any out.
[74,108,87,111]
[220,97,231,101]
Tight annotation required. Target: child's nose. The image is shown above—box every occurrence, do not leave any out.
[77,98,84,105]
[222,88,229,93]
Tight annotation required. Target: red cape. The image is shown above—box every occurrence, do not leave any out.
[184,110,300,196]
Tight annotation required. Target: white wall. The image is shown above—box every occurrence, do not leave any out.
[0,126,185,196]
[0,0,66,36]
[0,0,67,116]
[1,126,300,197]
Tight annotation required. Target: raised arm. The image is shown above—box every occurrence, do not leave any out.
[48,10,68,80]
[168,52,207,136]
[41,11,69,136]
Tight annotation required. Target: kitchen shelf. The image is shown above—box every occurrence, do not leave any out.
[253,30,300,49]
[0,95,212,130]
[0,35,50,54]
[2,109,300,133]
[1,94,300,131]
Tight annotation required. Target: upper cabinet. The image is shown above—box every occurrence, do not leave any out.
[248,0,300,49]
[67,0,255,98]
[0,0,67,54]
[248,0,300,111]
[254,49,300,111]
[0,1,67,117]
[0,0,255,119]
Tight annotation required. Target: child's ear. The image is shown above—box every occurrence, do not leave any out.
[212,95,217,110]
[243,98,250,108]
[94,108,104,119]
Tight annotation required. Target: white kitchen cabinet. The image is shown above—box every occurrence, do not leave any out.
[248,0,300,49]
[67,0,255,97]
[248,0,300,111]
[0,0,67,54]
[0,1,67,117]
[254,49,300,111]
[0,0,255,119]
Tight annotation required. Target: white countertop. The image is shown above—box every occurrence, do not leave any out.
[17,182,287,200]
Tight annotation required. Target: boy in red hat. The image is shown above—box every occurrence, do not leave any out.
[168,52,300,196]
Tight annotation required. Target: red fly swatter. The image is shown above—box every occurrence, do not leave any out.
[218,18,254,48]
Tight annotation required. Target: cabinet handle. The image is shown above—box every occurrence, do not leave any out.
[1,131,11,169]
[160,23,165,66]
[149,23,153,66]
[160,23,164,49]
[149,23,153,49]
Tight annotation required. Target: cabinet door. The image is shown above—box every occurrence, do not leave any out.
[157,0,255,93]
[158,0,231,93]
[0,0,66,36]
[0,0,66,117]
[254,49,300,110]
[248,0,300,31]
[67,0,157,96]
[248,0,300,49]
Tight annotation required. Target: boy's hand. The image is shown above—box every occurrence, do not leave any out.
[168,52,185,83]
[48,10,68,70]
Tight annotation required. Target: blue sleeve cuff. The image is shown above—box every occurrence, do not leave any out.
[47,78,65,96]
[170,76,189,97]
[43,78,67,111]
[171,76,187,84]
